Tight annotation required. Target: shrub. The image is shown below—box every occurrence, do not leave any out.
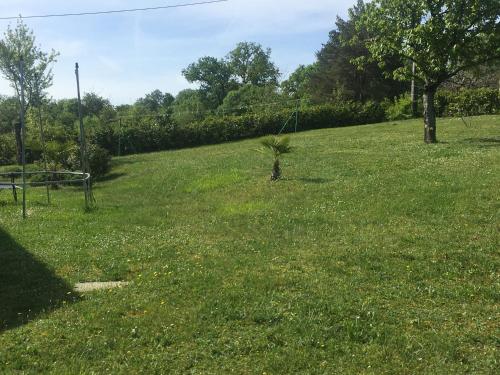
[67,143,112,179]
[29,141,80,186]
[88,144,112,179]
[383,94,415,121]
[45,140,77,170]
[435,88,500,117]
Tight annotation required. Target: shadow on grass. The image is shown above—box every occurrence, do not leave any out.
[95,172,127,183]
[463,137,500,148]
[290,177,333,184]
[0,227,78,333]
[110,158,139,168]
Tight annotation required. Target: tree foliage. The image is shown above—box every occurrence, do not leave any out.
[0,19,59,163]
[0,95,18,133]
[442,63,500,91]
[135,90,174,113]
[358,0,500,142]
[182,57,234,109]
[171,89,207,125]
[281,64,317,101]
[182,42,280,109]
[309,0,406,103]
[82,93,114,119]
[360,0,500,86]
[227,42,280,86]
[0,19,59,109]
[219,84,281,115]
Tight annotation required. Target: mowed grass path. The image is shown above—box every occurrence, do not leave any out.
[0,116,499,374]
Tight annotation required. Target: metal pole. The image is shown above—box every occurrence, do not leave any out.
[19,59,27,219]
[36,79,50,205]
[75,62,89,209]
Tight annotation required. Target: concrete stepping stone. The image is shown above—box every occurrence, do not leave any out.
[74,281,129,292]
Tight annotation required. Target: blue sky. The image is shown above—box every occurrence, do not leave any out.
[0,0,354,104]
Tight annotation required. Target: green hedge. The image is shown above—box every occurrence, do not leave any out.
[4,88,499,165]
[95,101,386,155]
[436,88,500,117]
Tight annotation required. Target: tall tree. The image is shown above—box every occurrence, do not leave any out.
[358,0,500,143]
[171,89,207,125]
[0,19,58,162]
[82,93,113,118]
[227,42,280,86]
[135,90,174,113]
[182,57,234,109]
[281,64,317,100]
[309,0,406,103]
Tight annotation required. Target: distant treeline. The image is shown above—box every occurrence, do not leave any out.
[1,0,499,170]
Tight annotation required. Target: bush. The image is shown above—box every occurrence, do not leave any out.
[87,144,112,179]
[435,88,500,117]
[67,143,112,179]
[383,94,416,121]
[29,141,80,186]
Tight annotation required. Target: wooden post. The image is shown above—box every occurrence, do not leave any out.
[75,62,90,209]
[36,77,51,205]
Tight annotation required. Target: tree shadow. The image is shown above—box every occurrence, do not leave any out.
[287,177,333,184]
[463,137,500,148]
[0,227,78,333]
[110,158,138,168]
[95,172,127,183]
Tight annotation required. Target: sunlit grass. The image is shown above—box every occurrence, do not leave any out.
[0,116,499,374]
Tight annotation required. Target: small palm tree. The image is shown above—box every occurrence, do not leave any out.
[259,136,292,181]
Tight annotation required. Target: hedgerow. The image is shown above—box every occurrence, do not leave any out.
[94,101,386,155]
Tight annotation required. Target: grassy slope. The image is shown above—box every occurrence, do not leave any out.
[0,116,499,374]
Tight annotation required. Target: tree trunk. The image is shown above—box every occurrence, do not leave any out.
[14,120,22,164]
[271,159,281,181]
[423,87,437,144]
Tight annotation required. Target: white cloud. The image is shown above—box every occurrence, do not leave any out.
[0,0,356,103]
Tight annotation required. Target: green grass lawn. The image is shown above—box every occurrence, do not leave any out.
[0,116,499,374]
